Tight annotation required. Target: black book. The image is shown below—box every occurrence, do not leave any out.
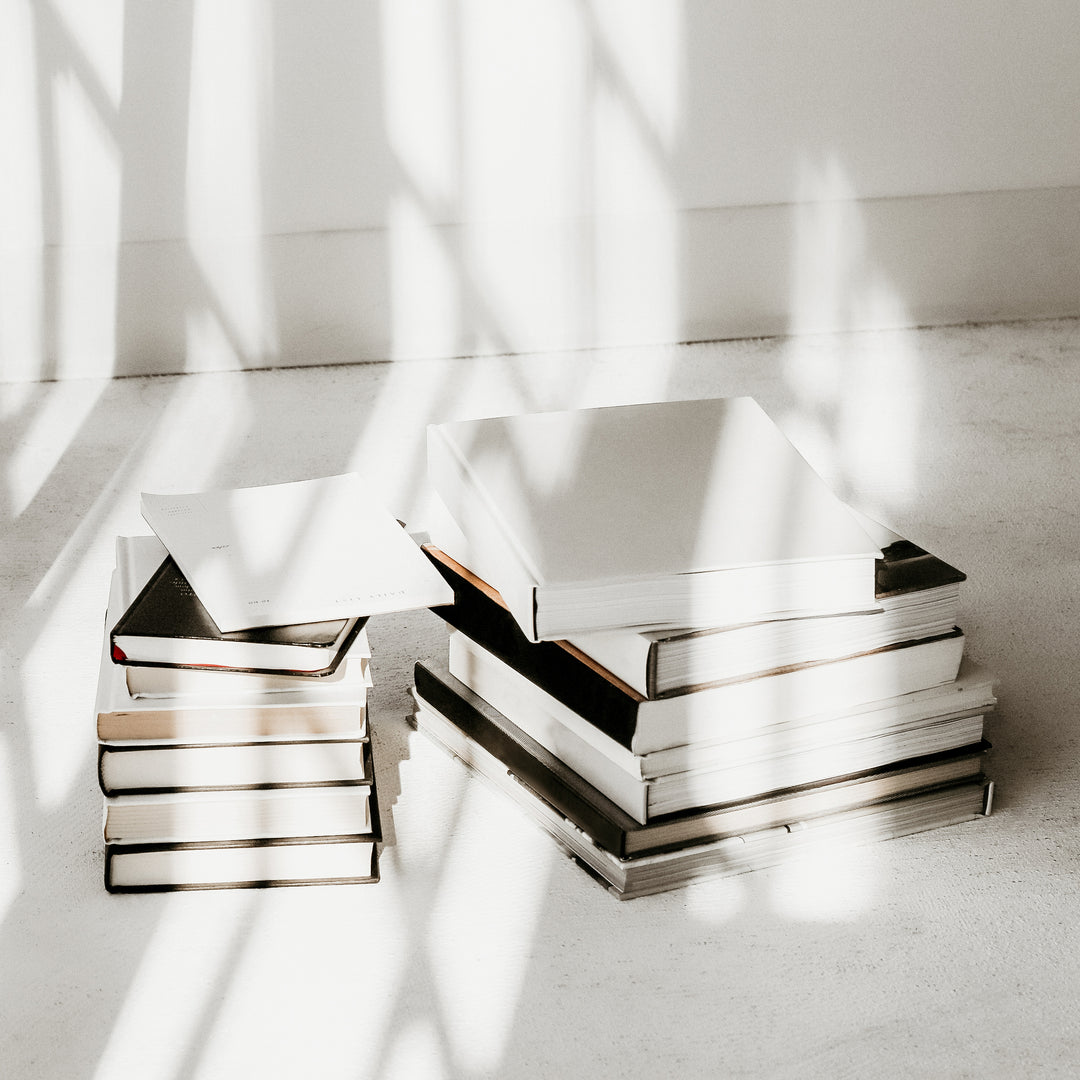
[110,550,365,677]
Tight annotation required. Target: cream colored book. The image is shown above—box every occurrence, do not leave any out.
[428,398,882,641]
[141,473,453,632]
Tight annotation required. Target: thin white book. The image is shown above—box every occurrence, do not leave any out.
[105,837,379,892]
[427,398,882,641]
[141,473,453,632]
[124,647,370,699]
[98,739,373,795]
[102,785,375,845]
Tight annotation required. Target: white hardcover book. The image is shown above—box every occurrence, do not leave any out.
[141,473,452,631]
[102,785,375,845]
[428,398,882,641]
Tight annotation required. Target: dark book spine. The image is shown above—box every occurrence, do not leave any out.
[413,661,633,857]
[425,551,643,749]
[876,541,966,597]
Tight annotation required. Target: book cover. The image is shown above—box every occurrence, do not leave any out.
[428,398,882,639]
[140,473,453,632]
[110,548,364,676]
[412,659,990,858]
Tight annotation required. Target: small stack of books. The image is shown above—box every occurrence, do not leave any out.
[96,474,454,893]
[413,397,996,899]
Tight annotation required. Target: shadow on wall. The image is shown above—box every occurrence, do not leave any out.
[7,0,1073,382]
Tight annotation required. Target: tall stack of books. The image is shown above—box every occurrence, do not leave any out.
[412,397,996,899]
[96,474,454,893]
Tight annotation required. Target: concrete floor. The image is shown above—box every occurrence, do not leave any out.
[2,319,1079,1078]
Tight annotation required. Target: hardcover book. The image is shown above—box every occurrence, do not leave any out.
[427,397,883,641]
[412,659,990,857]
[111,550,365,676]
[98,739,373,796]
[123,645,368,699]
[102,783,376,845]
[140,473,453,632]
[104,836,380,893]
[566,513,966,698]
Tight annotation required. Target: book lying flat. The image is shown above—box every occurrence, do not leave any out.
[103,783,376,845]
[409,689,993,899]
[105,836,379,893]
[111,535,364,676]
[444,638,988,821]
[97,568,369,743]
[124,647,369,699]
[141,473,453,632]
[412,659,990,857]
[425,539,963,701]
[98,739,373,796]
[429,549,966,755]
[427,398,882,641]
[566,513,965,698]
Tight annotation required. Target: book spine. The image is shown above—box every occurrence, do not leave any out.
[426,549,642,749]
[413,662,633,857]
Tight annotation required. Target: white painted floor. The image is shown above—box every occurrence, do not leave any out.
[2,319,1079,1079]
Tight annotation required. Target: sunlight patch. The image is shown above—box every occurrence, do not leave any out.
[0,736,22,919]
[682,873,746,924]
[53,69,121,378]
[386,194,462,360]
[383,1018,451,1080]
[426,781,552,1072]
[766,839,877,921]
[5,381,106,519]
[92,894,257,1080]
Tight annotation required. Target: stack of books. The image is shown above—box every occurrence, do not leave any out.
[96,474,454,893]
[412,397,996,899]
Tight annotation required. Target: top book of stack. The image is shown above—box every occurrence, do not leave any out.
[140,473,453,634]
[427,397,883,642]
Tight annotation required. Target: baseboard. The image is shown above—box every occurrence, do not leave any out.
[3,185,1078,381]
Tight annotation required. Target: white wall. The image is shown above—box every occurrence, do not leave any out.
[2,0,1079,381]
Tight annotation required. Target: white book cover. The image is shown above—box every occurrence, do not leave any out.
[141,473,453,632]
[429,397,881,587]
